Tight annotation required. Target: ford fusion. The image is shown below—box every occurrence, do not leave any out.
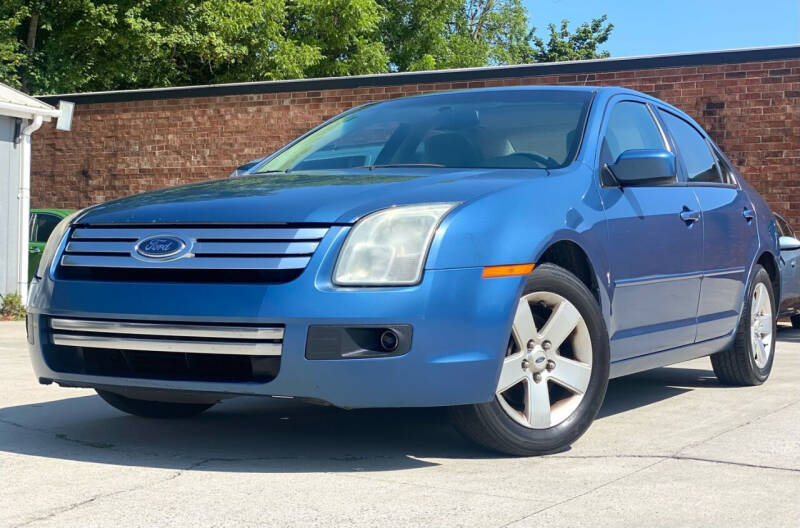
[27,87,778,455]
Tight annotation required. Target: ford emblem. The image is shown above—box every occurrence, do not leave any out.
[134,235,187,259]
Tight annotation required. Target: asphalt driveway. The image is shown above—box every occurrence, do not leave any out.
[1,320,798,527]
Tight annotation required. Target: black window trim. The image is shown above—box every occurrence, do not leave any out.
[706,139,740,188]
[775,212,795,239]
[655,106,740,189]
[596,95,682,188]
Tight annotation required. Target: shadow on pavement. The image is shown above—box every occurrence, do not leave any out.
[0,364,727,471]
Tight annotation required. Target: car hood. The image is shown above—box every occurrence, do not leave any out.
[76,169,544,225]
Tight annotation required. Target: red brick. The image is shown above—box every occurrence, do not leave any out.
[31,58,800,226]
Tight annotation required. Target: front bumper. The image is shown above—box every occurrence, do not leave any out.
[27,255,522,408]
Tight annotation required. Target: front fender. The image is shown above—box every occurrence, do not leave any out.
[426,164,611,319]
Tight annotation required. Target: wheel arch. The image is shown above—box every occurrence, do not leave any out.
[536,239,601,304]
[756,251,780,305]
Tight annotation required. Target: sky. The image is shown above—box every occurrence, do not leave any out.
[523,0,800,57]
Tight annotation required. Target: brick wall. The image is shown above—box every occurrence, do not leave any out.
[34,47,800,225]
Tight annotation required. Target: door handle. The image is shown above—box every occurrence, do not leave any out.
[29,247,41,254]
[742,207,755,221]
[680,208,701,225]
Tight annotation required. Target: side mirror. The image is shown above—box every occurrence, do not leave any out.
[780,236,800,251]
[606,149,676,186]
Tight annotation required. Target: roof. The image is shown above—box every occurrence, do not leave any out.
[0,82,59,120]
[36,44,800,106]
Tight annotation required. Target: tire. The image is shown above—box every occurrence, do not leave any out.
[96,389,215,419]
[710,265,776,386]
[791,314,800,329]
[449,263,610,456]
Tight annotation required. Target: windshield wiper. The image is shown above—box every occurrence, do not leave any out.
[357,163,446,170]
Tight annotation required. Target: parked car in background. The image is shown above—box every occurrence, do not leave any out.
[27,87,779,456]
[774,213,800,327]
[29,209,74,281]
[229,157,264,177]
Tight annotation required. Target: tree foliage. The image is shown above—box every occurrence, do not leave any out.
[533,16,613,62]
[0,0,613,94]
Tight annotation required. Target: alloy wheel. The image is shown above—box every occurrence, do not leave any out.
[496,291,592,429]
[750,282,773,369]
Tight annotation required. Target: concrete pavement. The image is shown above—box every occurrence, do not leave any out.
[1,320,798,527]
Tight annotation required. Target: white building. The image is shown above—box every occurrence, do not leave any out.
[0,83,66,303]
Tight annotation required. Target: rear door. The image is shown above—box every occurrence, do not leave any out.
[599,98,703,360]
[657,110,759,342]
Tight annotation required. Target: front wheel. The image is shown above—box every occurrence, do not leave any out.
[96,390,215,419]
[449,263,610,456]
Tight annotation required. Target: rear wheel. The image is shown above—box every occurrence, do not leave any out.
[450,263,610,456]
[711,265,775,386]
[96,389,215,419]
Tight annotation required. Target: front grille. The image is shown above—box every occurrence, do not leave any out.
[56,224,329,283]
[43,318,282,383]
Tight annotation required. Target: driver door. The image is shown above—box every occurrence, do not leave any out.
[598,99,703,361]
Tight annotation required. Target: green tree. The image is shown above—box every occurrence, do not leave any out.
[533,16,613,62]
[0,0,613,94]
[0,0,387,93]
[286,0,388,78]
[0,4,28,89]
[378,1,612,71]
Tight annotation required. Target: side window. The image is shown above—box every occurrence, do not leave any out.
[659,111,722,184]
[601,101,665,165]
[34,214,60,243]
[709,144,737,185]
[775,214,794,239]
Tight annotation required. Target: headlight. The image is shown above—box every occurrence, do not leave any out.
[333,203,458,286]
[35,210,82,279]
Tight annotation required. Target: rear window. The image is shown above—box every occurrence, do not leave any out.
[256,90,593,173]
[659,111,723,184]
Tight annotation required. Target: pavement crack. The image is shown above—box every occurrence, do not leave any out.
[336,471,525,502]
[0,416,115,449]
[673,398,800,456]
[497,457,667,527]
[549,453,800,474]
[499,438,800,527]
[11,459,209,528]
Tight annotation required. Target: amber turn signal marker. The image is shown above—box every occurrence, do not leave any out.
[482,263,535,278]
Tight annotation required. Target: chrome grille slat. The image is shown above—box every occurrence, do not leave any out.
[50,318,284,340]
[59,224,329,275]
[71,227,328,240]
[65,241,319,256]
[51,334,281,356]
[61,254,311,269]
[192,241,319,255]
[49,318,283,357]
[65,241,136,254]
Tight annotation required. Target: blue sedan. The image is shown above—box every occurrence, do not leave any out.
[27,87,779,455]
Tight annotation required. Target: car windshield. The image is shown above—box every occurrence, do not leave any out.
[255,90,593,173]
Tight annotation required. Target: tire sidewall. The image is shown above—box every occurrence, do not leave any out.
[742,265,776,381]
[476,263,610,453]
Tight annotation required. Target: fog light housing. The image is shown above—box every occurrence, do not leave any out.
[306,325,412,359]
